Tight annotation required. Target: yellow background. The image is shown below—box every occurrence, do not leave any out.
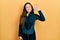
[0,0,60,40]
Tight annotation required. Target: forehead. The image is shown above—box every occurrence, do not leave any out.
[25,4,31,7]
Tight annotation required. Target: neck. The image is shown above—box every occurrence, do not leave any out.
[27,12,30,16]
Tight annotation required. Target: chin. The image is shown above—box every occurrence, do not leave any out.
[27,11,31,13]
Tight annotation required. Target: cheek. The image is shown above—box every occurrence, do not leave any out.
[26,7,32,12]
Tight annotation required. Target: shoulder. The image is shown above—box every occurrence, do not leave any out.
[33,13,38,16]
[31,13,36,16]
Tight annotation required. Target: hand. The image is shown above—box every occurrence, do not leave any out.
[19,36,23,40]
[34,4,41,11]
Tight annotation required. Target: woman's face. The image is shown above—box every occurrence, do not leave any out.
[25,4,32,13]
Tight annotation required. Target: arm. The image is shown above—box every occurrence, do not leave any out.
[18,24,22,36]
[18,24,23,40]
[35,10,45,21]
[34,5,45,21]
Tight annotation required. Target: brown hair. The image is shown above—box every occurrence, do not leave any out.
[20,2,34,27]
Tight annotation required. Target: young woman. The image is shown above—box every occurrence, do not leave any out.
[18,2,45,40]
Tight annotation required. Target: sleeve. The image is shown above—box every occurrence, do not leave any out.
[35,10,45,21]
[18,24,22,37]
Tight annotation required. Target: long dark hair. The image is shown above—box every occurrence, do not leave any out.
[20,2,34,27]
